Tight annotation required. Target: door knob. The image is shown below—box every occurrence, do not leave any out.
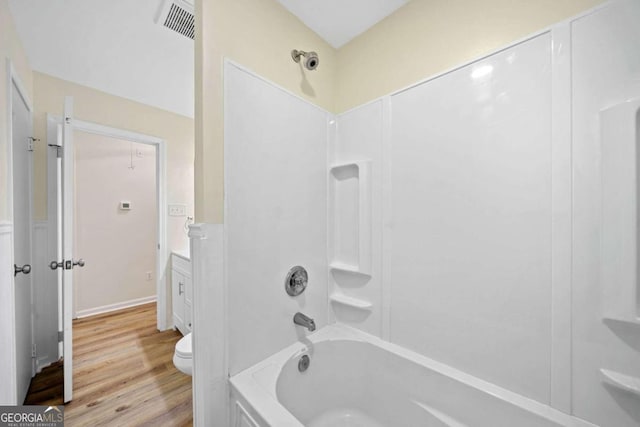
[50,259,84,270]
[14,264,31,276]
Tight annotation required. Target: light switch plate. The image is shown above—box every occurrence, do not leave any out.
[168,204,187,216]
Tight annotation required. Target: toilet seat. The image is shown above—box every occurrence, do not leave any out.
[175,333,192,358]
[173,333,193,376]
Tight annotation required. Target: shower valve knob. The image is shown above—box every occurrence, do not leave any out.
[285,266,308,296]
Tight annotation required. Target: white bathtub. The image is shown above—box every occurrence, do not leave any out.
[230,325,596,427]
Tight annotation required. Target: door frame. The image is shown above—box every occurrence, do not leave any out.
[46,115,169,331]
[46,115,63,359]
[4,58,35,403]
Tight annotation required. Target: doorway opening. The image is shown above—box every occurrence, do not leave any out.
[73,132,158,318]
[44,113,169,403]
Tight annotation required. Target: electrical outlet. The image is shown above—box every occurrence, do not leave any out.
[146,271,153,281]
[168,204,187,216]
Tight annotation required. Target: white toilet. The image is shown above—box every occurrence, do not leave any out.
[173,333,193,376]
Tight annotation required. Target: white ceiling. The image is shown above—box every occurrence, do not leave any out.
[8,0,194,118]
[276,0,409,48]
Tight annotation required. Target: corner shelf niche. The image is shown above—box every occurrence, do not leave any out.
[329,160,372,276]
[601,368,640,397]
[329,293,372,310]
[603,316,640,327]
[600,97,640,325]
[329,262,371,277]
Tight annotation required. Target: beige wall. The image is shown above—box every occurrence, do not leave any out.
[194,0,337,223]
[32,72,193,327]
[74,135,156,314]
[0,0,32,221]
[32,72,194,256]
[335,0,606,112]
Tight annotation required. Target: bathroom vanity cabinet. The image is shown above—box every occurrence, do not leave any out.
[171,251,192,335]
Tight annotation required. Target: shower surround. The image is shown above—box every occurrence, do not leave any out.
[217,2,640,426]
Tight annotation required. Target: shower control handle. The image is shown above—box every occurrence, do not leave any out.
[285,266,308,296]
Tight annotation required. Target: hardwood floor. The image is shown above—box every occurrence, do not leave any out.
[24,360,63,406]
[24,303,193,426]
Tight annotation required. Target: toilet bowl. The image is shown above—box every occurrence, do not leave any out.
[173,333,192,376]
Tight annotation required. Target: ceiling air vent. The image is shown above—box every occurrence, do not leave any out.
[157,0,194,40]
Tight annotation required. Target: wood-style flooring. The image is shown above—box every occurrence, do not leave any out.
[24,303,193,426]
[24,359,63,406]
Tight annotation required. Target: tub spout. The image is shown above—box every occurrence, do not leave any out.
[293,312,316,332]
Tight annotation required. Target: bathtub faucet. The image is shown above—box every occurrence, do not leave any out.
[293,312,316,332]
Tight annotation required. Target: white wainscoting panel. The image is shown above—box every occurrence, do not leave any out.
[0,222,17,404]
[189,223,225,427]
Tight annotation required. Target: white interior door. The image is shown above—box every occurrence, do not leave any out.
[11,81,34,404]
[61,96,75,403]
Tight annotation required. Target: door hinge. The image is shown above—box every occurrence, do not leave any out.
[58,331,63,343]
[48,143,63,158]
[31,343,36,358]
[27,137,39,152]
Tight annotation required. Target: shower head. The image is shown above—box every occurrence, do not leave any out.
[291,49,319,71]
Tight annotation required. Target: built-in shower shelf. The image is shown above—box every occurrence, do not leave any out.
[329,293,372,310]
[600,97,640,327]
[329,262,372,277]
[329,161,367,171]
[329,160,372,276]
[603,316,640,326]
[601,369,640,396]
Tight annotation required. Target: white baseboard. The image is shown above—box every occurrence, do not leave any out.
[36,356,59,374]
[75,295,157,318]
